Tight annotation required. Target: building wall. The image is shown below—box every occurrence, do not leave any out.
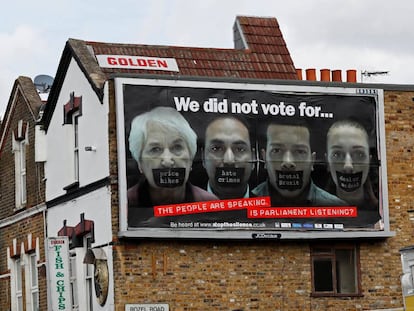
[47,186,112,244]
[0,214,46,311]
[45,58,109,200]
[108,88,414,311]
[0,84,47,310]
[0,90,45,217]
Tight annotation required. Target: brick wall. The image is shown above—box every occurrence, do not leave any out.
[0,215,47,311]
[0,85,46,311]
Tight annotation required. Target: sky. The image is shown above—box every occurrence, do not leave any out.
[1,0,413,116]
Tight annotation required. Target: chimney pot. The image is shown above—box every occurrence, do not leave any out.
[346,69,357,83]
[305,68,317,81]
[320,69,331,82]
[332,70,342,82]
[296,68,303,80]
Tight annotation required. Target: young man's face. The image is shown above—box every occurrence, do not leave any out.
[203,118,253,199]
[327,124,370,193]
[265,124,314,198]
[138,121,192,190]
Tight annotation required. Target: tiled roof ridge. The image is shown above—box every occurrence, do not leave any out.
[16,76,43,117]
[65,15,297,83]
[42,15,297,132]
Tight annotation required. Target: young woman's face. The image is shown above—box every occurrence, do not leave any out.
[327,124,370,193]
[138,121,192,189]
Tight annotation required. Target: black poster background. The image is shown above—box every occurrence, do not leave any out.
[123,84,383,231]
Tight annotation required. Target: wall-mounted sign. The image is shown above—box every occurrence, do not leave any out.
[125,304,169,311]
[46,237,71,311]
[96,54,179,72]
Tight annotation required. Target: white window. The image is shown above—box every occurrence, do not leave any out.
[68,235,94,311]
[28,253,39,311]
[69,253,79,310]
[73,113,80,183]
[12,258,23,311]
[63,92,82,188]
[84,236,93,310]
[12,121,28,209]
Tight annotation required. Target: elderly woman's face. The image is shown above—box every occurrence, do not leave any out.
[138,121,192,189]
[327,124,370,193]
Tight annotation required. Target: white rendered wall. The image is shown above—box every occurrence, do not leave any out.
[46,186,112,244]
[46,186,114,309]
[45,58,109,200]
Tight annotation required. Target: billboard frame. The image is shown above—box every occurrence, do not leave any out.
[115,76,394,240]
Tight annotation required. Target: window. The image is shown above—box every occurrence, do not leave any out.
[19,141,27,204]
[311,244,361,296]
[63,92,82,187]
[12,120,28,209]
[73,112,80,182]
[13,258,23,311]
[28,253,39,311]
[69,253,79,310]
[59,215,95,309]
[84,236,93,310]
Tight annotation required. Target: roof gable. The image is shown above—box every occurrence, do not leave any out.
[0,76,42,152]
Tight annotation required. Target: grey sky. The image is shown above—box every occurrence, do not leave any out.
[1,0,413,116]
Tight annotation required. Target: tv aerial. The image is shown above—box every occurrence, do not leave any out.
[34,74,54,93]
[361,70,389,82]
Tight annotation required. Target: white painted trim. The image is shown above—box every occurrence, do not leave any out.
[0,204,46,228]
[235,18,249,49]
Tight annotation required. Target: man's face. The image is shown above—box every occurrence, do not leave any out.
[138,121,192,189]
[203,118,253,199]
[327,124,370,193]
[265,124,314,198]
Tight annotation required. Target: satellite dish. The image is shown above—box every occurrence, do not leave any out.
[34,74,54,93]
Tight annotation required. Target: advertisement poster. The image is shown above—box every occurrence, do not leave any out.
[117,79,388,239]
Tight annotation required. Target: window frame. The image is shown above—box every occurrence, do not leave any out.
[62,92,82,190]
[72,112,80,183]
[69,252,79,311]
[13,257,24,311]
[84,235,94,310]
[310,243,362,297]
[12,121,28,210]
[27,252,39,311]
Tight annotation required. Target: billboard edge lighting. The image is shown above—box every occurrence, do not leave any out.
[115,77,393,240]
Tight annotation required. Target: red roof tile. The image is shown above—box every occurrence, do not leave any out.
[43,16,297,129]
[79,16,296,82]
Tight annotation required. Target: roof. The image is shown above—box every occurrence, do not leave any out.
[43,16,297,129]
[0,76,43,153]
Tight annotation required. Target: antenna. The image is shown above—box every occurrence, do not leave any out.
[34,74,54,93]
[361,70,389,82]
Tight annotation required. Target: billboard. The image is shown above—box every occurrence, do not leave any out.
[116,78,392,239]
